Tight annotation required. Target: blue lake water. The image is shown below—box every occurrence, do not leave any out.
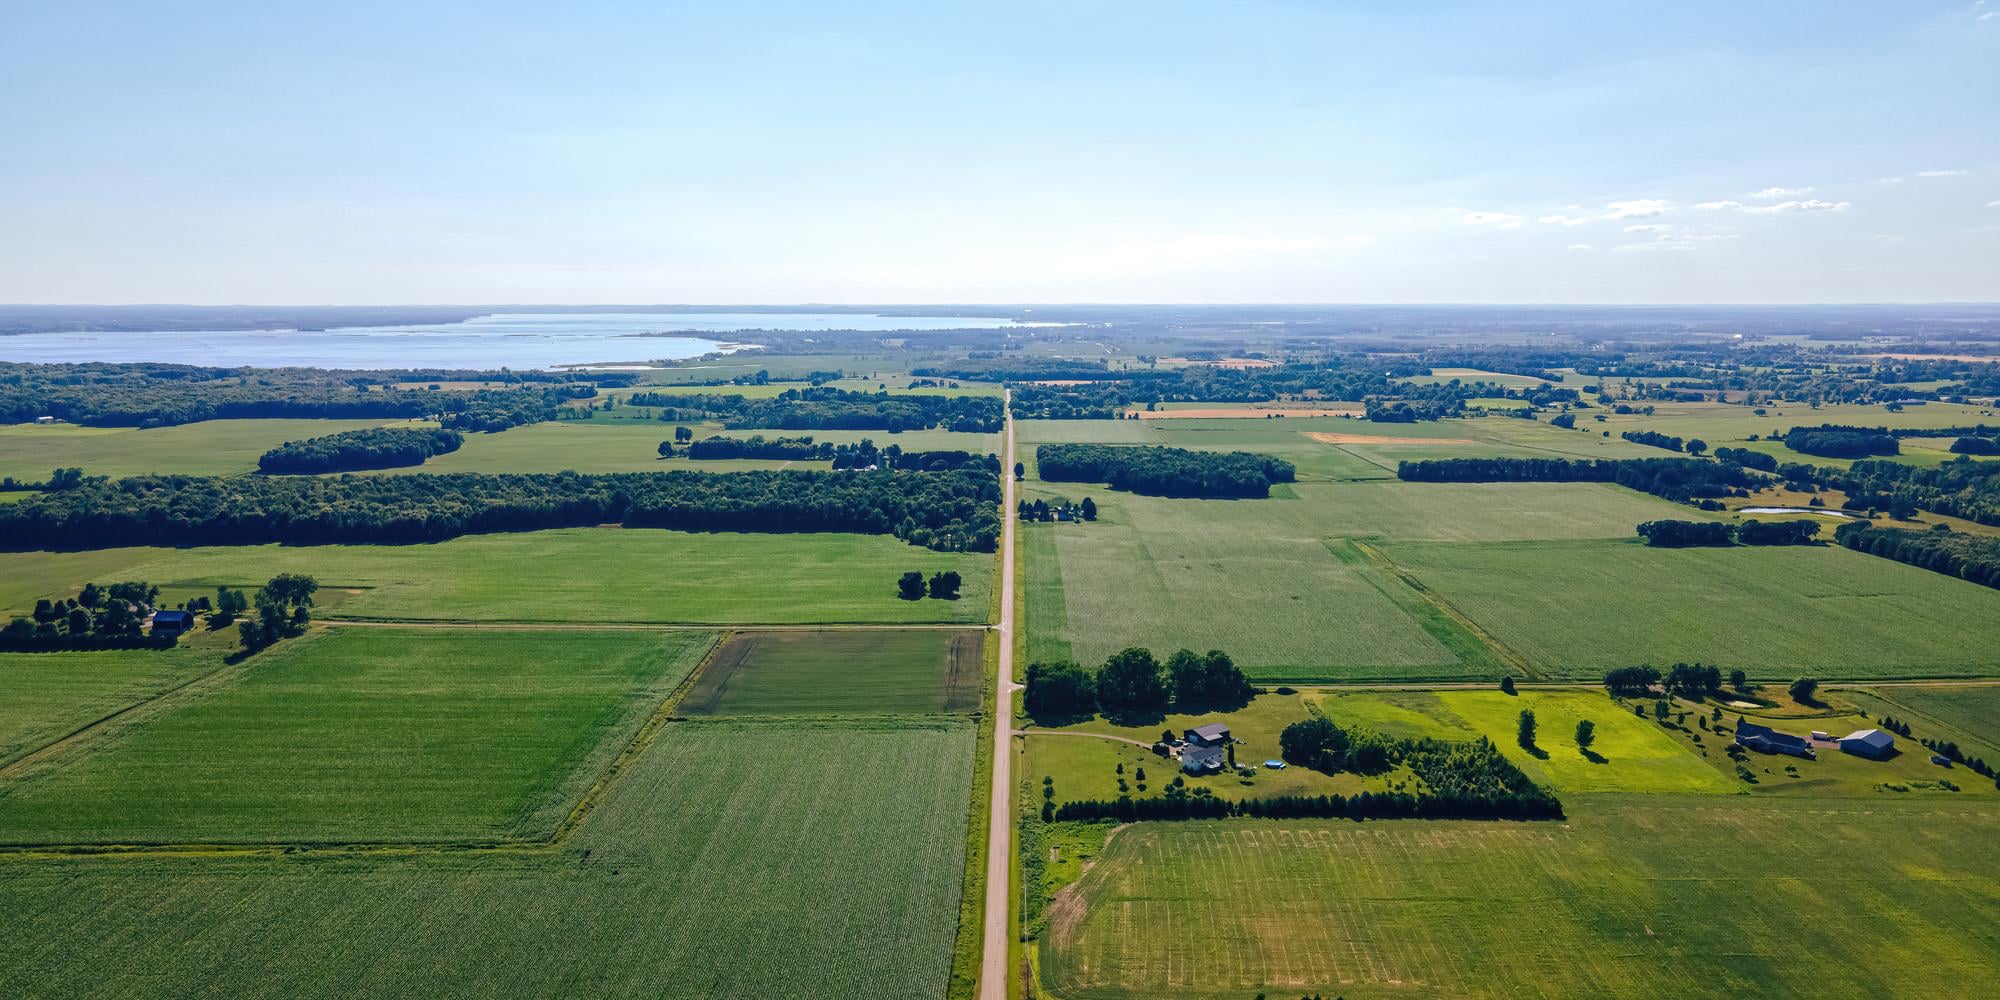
[0,312,1039,370]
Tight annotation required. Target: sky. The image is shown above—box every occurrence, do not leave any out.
[1,1,1996,305]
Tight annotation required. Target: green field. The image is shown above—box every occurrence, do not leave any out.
[0,418,421,480]
[1041,795,2000,998]
[1319,689,1737,794]
[0,628,713,844]
[0,718,977,999]
[1380,538,2000,678]
[0,646,226,765]
[1022,480,1724,681]
[681,628,984,717]
[0,527,994,626]
[413,421,998,474]
[1594,399,2000,468]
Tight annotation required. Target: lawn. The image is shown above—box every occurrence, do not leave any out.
[681,628,984,717]
[0,417,421,480]
[1040,795,2000,999]
[0,627,714,844]
[0,646,227,766]
[0,527,995,626]
[1381,538,2000,679]
[1020,480,1723,681]
[0,718,978,999]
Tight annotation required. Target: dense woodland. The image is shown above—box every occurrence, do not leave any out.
[684,435,997,473]
[1815,457,2000,526]
[625,386,1003,432]
[0,468,1002,552]
[1782,424,1900,459]
[1636,518,1821,547]
[257,427,464,473]
[1037,444,1295,498]
[0,362,618,429]
[1834,522,2000,589]
[1397,456,1764,503]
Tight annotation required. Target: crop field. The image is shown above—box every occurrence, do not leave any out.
[0,417,421,480]
[0,628,713,844]
[1318,689,1737,794]
[1040,795,2000,999]
[1379,538,2000,679]
[1595,400,2000,468]
[1021,480,1722,680]
[413,421,999,474]
[0,527,993,626]
[0,718,978,999]
[681,628,984,717]
[1846,685,2000,755]
[1403,366,1565,387]
[0,646,226,765]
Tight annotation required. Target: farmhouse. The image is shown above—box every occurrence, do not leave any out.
[1181,723,1231,774]
[1839,728,1896,760]
[1734,720,1814,758]
[149,609,194,637]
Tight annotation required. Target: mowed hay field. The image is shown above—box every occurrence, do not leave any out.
[1040,796,2000,999]
[1378,538,2000,679]
[0,647,226,765]
[0,628,714,844]
[0,417,424,480]
[0,719,977,999]
[681,628,984,717]
[0,527,994,626]
[1022,479,1722,681]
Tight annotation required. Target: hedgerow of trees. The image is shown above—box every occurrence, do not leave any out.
[1397,456,1763,503]
[1037,444,1295,498]
[0,468,1003,553]
[1022,646,1253,721]
[257,427,464,473]
[1,580,178,651]
[1834,521,2000,589]
[1782,424,1900,459]
[625,386,1002,433]
[1636,518,1821,547]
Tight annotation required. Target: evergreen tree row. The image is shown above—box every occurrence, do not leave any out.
[624,386,1003,433]
[257,427,464,473]
[1396,456,1763,503]
[1636,518,1820,547]
[1037,444,1295,498]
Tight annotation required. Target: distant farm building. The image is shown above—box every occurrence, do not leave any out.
[149,610,194,637]
[1839,728,1896,760]
[1735,720,1814,758]
[34,416,57,424]
[1181,723,1232,774]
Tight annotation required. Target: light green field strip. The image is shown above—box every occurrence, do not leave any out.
[1041,795,2000,999]
[409,420,999,474]
[0,417,425,480]
[0,647,229,767]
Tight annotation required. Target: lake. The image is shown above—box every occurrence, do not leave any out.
[0,312,1041,370]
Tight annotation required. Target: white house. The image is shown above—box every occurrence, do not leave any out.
[1180,723,1231,774]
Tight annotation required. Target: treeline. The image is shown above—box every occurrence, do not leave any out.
[0,361,618,429]
[1023,647,1253,721]
[1037,444,1295,498]
[1397,456,1763,503]
[1821,457,2000,526]
[625,387,1003,433]
[1636,518,1821,547]
[684,435,997,473]
[1834,521,2000,589]
[1,581,177,651]
[0,468,1002,553]
[1620,430,1707,455]
[1712,446,1779,471]
[257,427,464,473]
[1604,663,1728,698]
[1782,424,1900,459]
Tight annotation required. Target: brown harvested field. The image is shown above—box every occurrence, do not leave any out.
[1305,431,1478,445]
[679,628,984,717]
[1139,406,1363,419]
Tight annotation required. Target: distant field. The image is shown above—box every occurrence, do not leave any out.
[1041,795,2000,998]
[0,527,994,626]
[1596,400,2000,467]
[1022,480,1723,680]
[1849,685,2000,756]
[0,718,977,999]
[0,647,225,765]
[682,628,983,717]
[1319,689,1737,794]
[1403,366,1564,387]
[1382,538,2000,679]
[415,421,998,474]
[0,417,420,480]
[0,628,713,844]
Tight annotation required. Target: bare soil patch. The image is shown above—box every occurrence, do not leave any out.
[1305,431,1477,445]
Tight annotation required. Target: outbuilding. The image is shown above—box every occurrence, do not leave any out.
[1734,720,1814,758]
[1180,723,1232,774]
[1839,728,1895,760]
[149,609,194,638]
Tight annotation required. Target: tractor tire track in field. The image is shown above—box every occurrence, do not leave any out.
[1349,540,1537,680]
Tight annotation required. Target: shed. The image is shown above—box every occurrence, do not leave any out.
[1735,720,1814,758]
[1184,723,1232,748]
[149,609,194,637]
[1839,728,1895,760]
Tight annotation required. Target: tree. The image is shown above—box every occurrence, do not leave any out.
[1013,461,1025,481]
[1686,438,1709,457]
[1575,719,1596,751]
[928,570,962,600]
[1500,675,1517,695]
[1023,660,1095,719]
[897,571,926,601]
[674,425,693,443]
[1095,647,1169,716]
[1080,497,1097,521]
[1789,676,1819,705]
[657,440,675,458]
[1729,668,1748,691]
[65,607,92,635]
[1517,709,1537,749]
[1166,649,1206,706]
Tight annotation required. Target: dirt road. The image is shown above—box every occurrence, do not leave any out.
[980,397,1020,1000]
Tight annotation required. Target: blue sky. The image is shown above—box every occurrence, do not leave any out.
[2,1,1995,304]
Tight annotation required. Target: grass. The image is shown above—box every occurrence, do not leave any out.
[414,421,997,474]
[1380,538,2000,679]
[0,627,714,844]
[1039,795,2000,999]
[681,628,984,717]
[0,646,226,765]
[0,418,423,480]
[1851,685,2000,754]
[0,718,978,1000]
[0,527,995,626]
[1592,399,2000,468]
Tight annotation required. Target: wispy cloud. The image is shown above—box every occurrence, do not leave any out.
[1461,211,1524,228]
[1916,169,1967,177]
[1565,244,1596,252]
[1625,224,1671,233]
[1538,214,1590,226]
[1742,199,1850,214]
[1696,200,1745,211]
[1988,200,2000,208]
[1603,199,1669,220]
[1749,186,1811,198]
[1880,176,1905,184]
